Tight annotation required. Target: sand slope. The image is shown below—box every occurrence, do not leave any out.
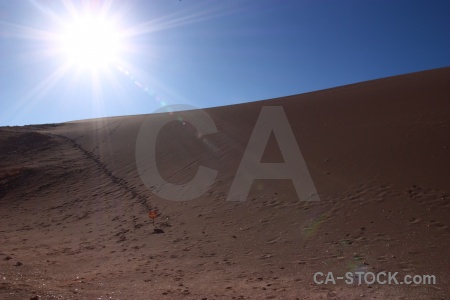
[1,67,449,299]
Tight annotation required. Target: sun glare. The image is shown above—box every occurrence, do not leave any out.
[6,0,229,111]
[60,15,122,69]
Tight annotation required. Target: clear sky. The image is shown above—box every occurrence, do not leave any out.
[0,0,449,126]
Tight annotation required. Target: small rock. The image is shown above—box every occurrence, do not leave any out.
[30,296,40,300]
[153,228,164,234]
[15,261,23,266]
[3,256,12,261]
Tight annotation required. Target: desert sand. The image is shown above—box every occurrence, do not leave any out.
[1,67,449,299]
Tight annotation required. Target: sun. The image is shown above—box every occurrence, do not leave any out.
[59,14,122,70]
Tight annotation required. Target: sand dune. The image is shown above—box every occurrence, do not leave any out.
[1,67,449,299]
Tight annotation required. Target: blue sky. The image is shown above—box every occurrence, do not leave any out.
[0,0,449,126]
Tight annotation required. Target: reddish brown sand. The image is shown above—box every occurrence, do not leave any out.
[1,67,449,299]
